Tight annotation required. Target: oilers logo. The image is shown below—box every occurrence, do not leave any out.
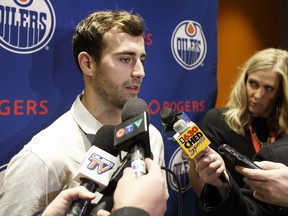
[0,0,56,54]
[171,20,207,70]
[168,147,191,192]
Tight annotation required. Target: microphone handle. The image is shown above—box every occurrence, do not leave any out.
[100,153,131,196]
[66,178,98,216]
[131,143,146,177]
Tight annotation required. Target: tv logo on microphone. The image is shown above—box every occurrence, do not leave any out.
[114,111,150,154]
[115,118,143,138]
[114,111,149,143]
[87,153,115,174]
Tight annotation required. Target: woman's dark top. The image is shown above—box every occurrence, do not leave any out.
[200,137,288,216]
[200,107,273,188]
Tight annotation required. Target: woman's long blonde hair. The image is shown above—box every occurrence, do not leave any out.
[224,48,288,137]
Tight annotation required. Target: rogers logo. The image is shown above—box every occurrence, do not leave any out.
[0,0,56,54]
[147,99,205,115]
[171,20,207,70]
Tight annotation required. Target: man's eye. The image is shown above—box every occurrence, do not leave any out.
[120,58,131,63]
[141,59,146,65]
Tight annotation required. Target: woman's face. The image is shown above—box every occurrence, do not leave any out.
[246,70,281,117]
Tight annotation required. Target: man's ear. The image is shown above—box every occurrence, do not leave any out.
[78,52,94,76]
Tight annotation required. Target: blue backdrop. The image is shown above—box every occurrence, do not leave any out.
[0,0,218,215]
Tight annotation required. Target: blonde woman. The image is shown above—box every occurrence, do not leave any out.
[189,48,288,197]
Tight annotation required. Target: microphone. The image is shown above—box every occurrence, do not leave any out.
[172,118,228,182]
[100,153,131,196]
[89,99,152,214]
[88,154,131,215]
[66,125,119,216]
[160,110,227,183]
[159,108,210,158]
[114,98,152,177]
[159,108,182,133]
[173,118,211,159]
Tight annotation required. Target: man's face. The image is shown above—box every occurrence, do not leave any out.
[92,31,146,108]
[246,70,281,117]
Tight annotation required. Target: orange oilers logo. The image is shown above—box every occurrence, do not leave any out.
[0,0,56,54]
[171,20,207,70]
[87,153,115,175]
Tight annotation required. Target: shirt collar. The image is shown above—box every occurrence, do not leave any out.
[71,94,103,135]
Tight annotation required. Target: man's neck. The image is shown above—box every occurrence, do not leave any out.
[80,93,122,125]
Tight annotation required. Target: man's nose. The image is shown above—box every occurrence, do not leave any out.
[131,59,145,79]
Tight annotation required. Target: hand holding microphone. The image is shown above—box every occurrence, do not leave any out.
[42,159,167,216]
[113,158,167,216]
[89,98,153,215]
[42,186,96,216]
[66,125,119,216]
[173,118,228,180]
[193,146,228,187]
[159,109,228,197]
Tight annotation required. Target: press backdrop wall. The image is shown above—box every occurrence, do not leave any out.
[0,1,218,216]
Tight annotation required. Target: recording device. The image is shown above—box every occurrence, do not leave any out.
[66,125,119,216]
[218,144,261,169]
[172,118,211,159]
[114,98,152,177]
